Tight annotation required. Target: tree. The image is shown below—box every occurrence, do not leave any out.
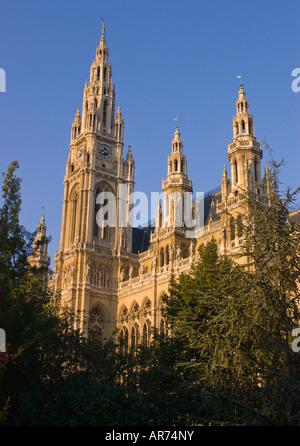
[0,162,116,425]
[0,161,166,426]
[162,161,300,425]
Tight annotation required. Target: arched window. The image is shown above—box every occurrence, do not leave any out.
[242,120,245,133]
[103,66,107,82]
[142,298,151,318]
[254,157,258,182]
[234,159,238,184]
[160,247,164,267]
[131,323,140,353]
[89,306,104,339]
[119,327,128,355]
[166,245,170,264]
[101,198,109,240]
[70,192,78,244]
[237,215,243,238]
[97,66,100,81]
[121,231,126,248]
[94,188,101,237]
[103,99,107,128]
[160,318,167,339]
[94,187,110,241]
[120,306,129,324]
[143,320,151,347]
[230,218,235,241]
[131,302,140,322]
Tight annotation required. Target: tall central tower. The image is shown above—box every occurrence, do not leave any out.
[54,23,135,337]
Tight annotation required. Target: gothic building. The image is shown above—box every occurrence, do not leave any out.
[39,24,296,348]
[28,212,51,281]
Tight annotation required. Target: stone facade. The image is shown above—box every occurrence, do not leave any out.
[47,24,298,348]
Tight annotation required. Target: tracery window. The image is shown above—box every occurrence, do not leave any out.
[131,323,140,352]
[70,191,78,244]
[120,306,128,324]
[237,215,243,238]
[142,299,151,318]
[89,306,104,339]
[143,320,151,347]
[230,218,235,241]
[119,327,128,355]
[131,303,140,321]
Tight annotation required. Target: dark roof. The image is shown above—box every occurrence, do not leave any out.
[203,188,222,226]
[132,226,154,253]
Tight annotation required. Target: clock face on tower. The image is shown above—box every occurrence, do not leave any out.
[98,144,112,159]
[77,146,83,160]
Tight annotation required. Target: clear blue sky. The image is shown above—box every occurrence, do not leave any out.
[1,0,299,268]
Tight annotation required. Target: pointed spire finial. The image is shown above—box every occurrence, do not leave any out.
[236,74,243,88]
[174,117,179,130]
[101,18,106,39]
[40,207,45,225]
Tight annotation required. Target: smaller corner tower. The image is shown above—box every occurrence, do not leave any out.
[217,80,264,253]
[227,80,263,197]
[161,124,193,229]
[28,212,51,274]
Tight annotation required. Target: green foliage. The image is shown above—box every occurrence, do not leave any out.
[1,159,299,426]
[160,160,300,425]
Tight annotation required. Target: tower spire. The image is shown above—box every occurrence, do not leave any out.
[28,212,50,274]
[236,74,243,89]
[101,18,106,44]
[226,83,263,194]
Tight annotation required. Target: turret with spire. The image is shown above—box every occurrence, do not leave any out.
[70,19,117,140]
[55,21,137,335]
[161,123,192,229]
[28,211,51,274]
[227,79,262,195]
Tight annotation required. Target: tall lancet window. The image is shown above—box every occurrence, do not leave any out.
[101,198,109,240]
[70,192,78,244]
[94,188,109,241]
[160,247,165,268]
[131,323,140,354]
[94,189,101,237]
[234,159,238,184]
[143,320,151,347]
[103,99,107,128]
[230,218,235,241]
[254,157,258,182]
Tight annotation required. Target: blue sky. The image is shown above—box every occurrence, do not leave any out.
[1,0,299,268]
